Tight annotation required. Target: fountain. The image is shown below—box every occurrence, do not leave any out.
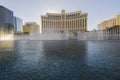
[14,30,69,40]
[0,30,14,41]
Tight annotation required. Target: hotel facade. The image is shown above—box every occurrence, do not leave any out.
[23,22,40,34]
[98,14,120,30]
[0,6,14,40]
[0,6,14,34]
[14,17,23,33]
[41,9,88,36]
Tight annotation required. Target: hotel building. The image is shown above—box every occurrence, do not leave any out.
[0,6,14,40]
[23,22,40,34]
[14,17,23,33]
[41,9,88,36]
[98,14,120,30]
[0,6,14,35]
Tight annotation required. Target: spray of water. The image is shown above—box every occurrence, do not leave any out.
[15,30,69,40]
[0,30,14,41]
[78,30,120,40]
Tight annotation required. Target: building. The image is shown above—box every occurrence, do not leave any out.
[14,17,23,33]
[0,5,14,37]
[23,22,40,34]
[98,14,120,30]
[41,9,88,36]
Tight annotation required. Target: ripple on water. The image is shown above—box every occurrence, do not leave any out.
[0,40,120,80]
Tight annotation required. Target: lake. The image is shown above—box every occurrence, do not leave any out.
[0,40,120,80]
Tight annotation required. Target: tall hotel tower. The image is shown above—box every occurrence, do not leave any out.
[41,9,88,36]
[0,6,14,40]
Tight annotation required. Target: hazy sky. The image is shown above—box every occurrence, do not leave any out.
[0,0,120,30]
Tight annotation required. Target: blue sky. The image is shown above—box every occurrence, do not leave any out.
[0,0,120,30]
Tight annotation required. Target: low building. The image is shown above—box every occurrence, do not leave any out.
[23,22,40,34]
[98,14,120,30]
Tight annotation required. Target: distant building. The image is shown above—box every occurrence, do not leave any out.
[98,14,120,30]
[14,17,23,33]
[41,9,88,36]
[0,5,14,35]
[23,22,40,34]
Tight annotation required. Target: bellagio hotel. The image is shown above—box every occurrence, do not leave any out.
[41,9,88,34]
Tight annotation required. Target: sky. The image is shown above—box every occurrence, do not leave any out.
[0,0,120,30]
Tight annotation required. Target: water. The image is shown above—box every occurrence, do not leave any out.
[78,30,120,40]
[0,40,120,80]
[15,30,69,40]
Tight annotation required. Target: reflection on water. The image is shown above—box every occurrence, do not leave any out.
[0,41,14,59]
[0,40,120,80]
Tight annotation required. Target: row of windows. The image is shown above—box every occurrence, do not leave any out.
[42,14,87,20]
[42,18,87,32]
[47,15,61,20]
[42,17,87,21]
[42,18,87,27]
[66,13,80,19]
[99,20,120,29]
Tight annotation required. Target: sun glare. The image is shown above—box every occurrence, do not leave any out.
[0,34,14,41]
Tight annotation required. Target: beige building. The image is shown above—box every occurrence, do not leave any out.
[41,9,88,36]
[23,22,40,34]
[98,14,120,30]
